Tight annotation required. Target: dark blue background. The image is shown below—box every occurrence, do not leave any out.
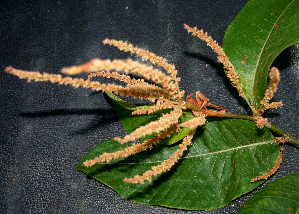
[1,0,299,213]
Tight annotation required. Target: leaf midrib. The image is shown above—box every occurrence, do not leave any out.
[98,139,277,165]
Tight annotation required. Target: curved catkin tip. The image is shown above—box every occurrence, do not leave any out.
[269,67,280,81]
[250,147,284,182]
[5,66,13,73]
[259,67,281,111]
[102,38,111,45]
[83,160,93,168]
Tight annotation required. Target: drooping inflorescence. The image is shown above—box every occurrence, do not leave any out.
[250,147,284,182]
[5,35,207,184]
[5,24,282,184]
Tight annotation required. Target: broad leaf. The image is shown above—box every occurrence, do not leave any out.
[239,172,299,214]
[223,0,299,106]
[76,118,280,210]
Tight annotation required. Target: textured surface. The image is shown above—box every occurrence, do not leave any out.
[1,0,299,213]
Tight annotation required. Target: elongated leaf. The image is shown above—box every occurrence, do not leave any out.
[160,110,195,145]
[112,98,171,134]
[106,92,138,110]
[108,92,194,145]
[105,92,170,133]
[223,0,299,106]
[76,118,280,210]
[239,172,299,214]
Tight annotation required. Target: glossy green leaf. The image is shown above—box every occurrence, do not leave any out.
[223,0,299,106]
[239,172,299,214]
[160,110,195,145]
[105,92,137,110]
[112,98,171,134]
[108,92,194,145]
[114,101,195,145]
[105,92,170,134]
[76,118,280,210]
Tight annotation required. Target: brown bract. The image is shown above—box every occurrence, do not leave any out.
[186,91,226,117]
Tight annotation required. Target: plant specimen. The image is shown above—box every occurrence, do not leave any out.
[5,0,299,212]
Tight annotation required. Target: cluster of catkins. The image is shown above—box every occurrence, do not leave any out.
[5,24,281,184]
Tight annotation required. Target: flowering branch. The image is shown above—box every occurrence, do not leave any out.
[5,24,299,186]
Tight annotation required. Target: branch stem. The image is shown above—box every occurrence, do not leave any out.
[184,102,299,147]
[264,122,299,147]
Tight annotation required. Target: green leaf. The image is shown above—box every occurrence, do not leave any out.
[105,92,170,134]
[76,118,280,210]
[114,101,195,145]
[105,92,137,110]
[239,172,299,214]
[160,110,195,145]
[112,98,171,134]
[223,0,299,106]
[108,93,194,145]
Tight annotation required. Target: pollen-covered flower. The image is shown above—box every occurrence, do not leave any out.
[83,125,180,167]
[123,131,195,184]
[260,67,282,110]
[181,115,206,129]
[114,106,183,144]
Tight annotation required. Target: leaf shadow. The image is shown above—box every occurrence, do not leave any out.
[17,92,123,135]
[183,51,252,114]
[18,108,119,135]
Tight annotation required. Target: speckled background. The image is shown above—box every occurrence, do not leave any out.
[1,0,299,213]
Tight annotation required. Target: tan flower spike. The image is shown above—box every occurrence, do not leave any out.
[5,24,290,188]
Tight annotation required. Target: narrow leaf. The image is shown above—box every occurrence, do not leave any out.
[76,118,280,210]
[105,92,137,110]
[223,0,299,106]
[239,172,299,214]
[108,93,194,145]
[112,99,171,134]
[160,110,195,145]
